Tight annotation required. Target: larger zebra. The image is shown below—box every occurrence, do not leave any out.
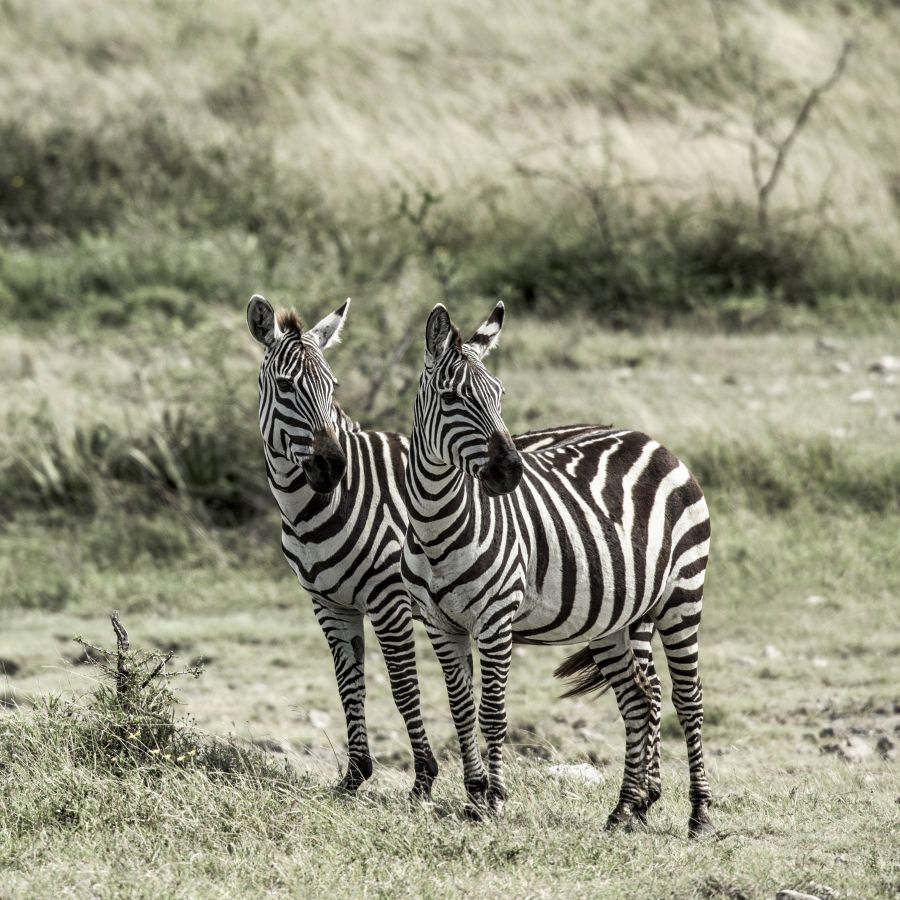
[246,295,438,799]
[401,301,714,836]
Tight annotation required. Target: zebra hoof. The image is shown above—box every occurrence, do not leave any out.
[463,802,486,823]
[336,756,373,795]
[408,782,434,804]
[605,801,640,832]
[688,807,716,839]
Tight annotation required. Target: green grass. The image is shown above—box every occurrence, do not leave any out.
[2,0,900,324]
[2,320,898,897]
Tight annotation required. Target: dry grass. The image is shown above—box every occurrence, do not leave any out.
[1,0,898,237]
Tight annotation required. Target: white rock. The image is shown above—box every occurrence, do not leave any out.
[815,338,842,354]
[869,354,900,373]
[829,427,850,440]
[831,360,852,375]
[812,657,828,669]
[546,763,604,784]
[849,389,874,404]
[764,644,784,661]
[805,595,826,606]
[776,891,822,900]
[690,373,706,386]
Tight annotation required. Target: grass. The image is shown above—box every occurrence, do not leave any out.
[1,0,899,894]
[2,1,900,324]
[2,320,898,897]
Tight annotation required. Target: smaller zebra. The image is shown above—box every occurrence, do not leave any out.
[401,302,715,836]
[247,295,438,799]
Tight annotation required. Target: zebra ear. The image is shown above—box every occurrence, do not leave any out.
[247,294,278,347]
[308,298,351,351]
[467,301,505,359]
[424,304,457,368]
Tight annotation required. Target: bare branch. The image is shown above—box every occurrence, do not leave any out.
[755,39,853,231]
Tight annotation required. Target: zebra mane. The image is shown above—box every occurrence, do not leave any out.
[334,401,361,433]
[276,308,304,335]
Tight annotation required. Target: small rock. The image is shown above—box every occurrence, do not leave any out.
[831,360,852,375]
[849,389,874,404]
[776,891,823,900]
[690,372,706,386]
[812,657,828,669]
[876,735,896,760]
[723,374,738,385]
[307,709,332,729]
[805,595,826,607]
[869,354,900,374]
[546,763,604,784]
[882,373,898,386]
[822,735,873,762]
[764,644,784,661]
[816,337,842,354]
[829,426,851,440]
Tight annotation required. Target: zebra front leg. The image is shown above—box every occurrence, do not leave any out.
[312,599,372,793]
[589,630,654,831]
[630,617,662,820]
[426,625,488,819]
[475,624,513,816]
[369,593,438,802]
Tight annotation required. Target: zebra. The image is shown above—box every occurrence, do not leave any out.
[400,301,714,836]
[246,294,438,799]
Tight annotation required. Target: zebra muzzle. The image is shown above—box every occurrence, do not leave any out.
[480,431,523,496]
[302,430,347,493]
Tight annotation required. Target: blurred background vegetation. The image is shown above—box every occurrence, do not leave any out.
[0,0,898,596]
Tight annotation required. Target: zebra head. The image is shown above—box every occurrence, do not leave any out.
[247,294,350,493]
[417,301,524,496]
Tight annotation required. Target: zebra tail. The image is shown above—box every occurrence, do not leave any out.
[553,646,611,699]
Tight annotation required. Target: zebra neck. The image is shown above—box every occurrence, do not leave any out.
[266,422,354,527]
[406,431,474,541]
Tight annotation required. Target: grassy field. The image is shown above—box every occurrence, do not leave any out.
[2,316,898,898]
[2,0,899,896]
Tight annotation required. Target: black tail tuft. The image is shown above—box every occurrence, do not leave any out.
[553,646,611,699]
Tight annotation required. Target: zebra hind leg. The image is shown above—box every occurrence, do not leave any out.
[630,617,662,822]
[313,601,372,793]
[589,630,654,831]
[369,595,438,802]
[652,585,715,838]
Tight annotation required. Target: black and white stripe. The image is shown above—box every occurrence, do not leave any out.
[401,302,714,835]
[247,295,438,798]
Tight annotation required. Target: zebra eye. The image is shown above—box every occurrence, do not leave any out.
[275,377,294,393]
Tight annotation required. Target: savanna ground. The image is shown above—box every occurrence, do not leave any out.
[2,1,900,897]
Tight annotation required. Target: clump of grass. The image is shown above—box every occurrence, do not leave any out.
[690,437,900,515]
[0,612,296,784]
[0,395,267,527]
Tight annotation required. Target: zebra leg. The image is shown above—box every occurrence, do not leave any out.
[652,585,715,838]
[589,630,654,831]
[369,595,438,802]
[312,599,372,793]
[630,617,662,821]
[426,625,488,819]
[475,624,513,816]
